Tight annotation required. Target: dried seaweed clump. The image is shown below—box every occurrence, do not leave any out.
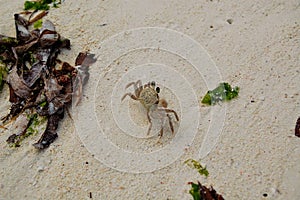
[185,159,225,200]
[188,181,224,200]
[0,11,96,149]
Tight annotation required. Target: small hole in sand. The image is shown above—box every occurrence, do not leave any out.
[227,19,233,24]
[263,193,268,197]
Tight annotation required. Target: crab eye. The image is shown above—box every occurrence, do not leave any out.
[151,81,155,86]
[156,87,160,93]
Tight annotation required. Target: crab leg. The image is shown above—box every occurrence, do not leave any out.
[146,111,153,135]
[125,80,142,98]
[158,108,179,121]
[125,80,141,90]
[158,126,164,138]
[125,82,136,89]
[167,114,174,134]
[121,93,138,101]
[135,80,143,97]
[133,80,142,97]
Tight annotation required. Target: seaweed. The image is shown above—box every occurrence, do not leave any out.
[185,159,225,200]
[188,181,225,200]
[184,159,209,177]
[24,0,61,11]
[0,61,8,91]
[33,19,43,29]
[189,182,202,200]
[295,117,300,137]
[0,10,96,149]
[201,82,239,105]
[6,113,47,147]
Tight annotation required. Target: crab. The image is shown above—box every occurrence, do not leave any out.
[121,80,179,138]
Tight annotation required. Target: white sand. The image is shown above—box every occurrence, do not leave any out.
[0,0,299,199]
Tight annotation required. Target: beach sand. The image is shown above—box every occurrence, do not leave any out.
[0,0,299,199]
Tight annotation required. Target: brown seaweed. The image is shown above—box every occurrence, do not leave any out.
[73,52,96,105]
[188,181,225,200]
[0,11,96,148]
[6,113,31,147]
[296,117,300,137]
[33,108,64,149]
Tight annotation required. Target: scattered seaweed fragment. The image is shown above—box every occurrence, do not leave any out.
[188,181,225,200]
[6,113,47,147]
[0,11,96,149]
[184,159,209,177]
[201,82,239,105]
[24,0,61,11]
[33,19,43,29]
[186,159,224,200]
[295,117,300,137]
[0,61,8,91]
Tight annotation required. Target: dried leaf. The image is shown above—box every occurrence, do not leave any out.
[8,65,32,99]
[44,76,62,100]
[75,52,97,66]
[14,14,31,43]
[39,20,59,47]
[28,10,48,25]
[73,53,96,105]
[23,48,51,87]
[1,9,96,149]
[33,109,63,149]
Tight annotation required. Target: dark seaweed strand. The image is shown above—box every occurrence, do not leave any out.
[295,117,300,137]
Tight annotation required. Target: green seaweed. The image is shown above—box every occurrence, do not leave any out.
[33,19,43,29]
[188,181,225,200]
[39,101,47,108]
[9,114,47,147]
[0,61,8,92]
[184,159,209,177]
[189,182,201,200]
[0,36,18,55]
[185,159,225,199]
[0,36,18,45]
[201,82,239,105]
[24,0,61,11]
